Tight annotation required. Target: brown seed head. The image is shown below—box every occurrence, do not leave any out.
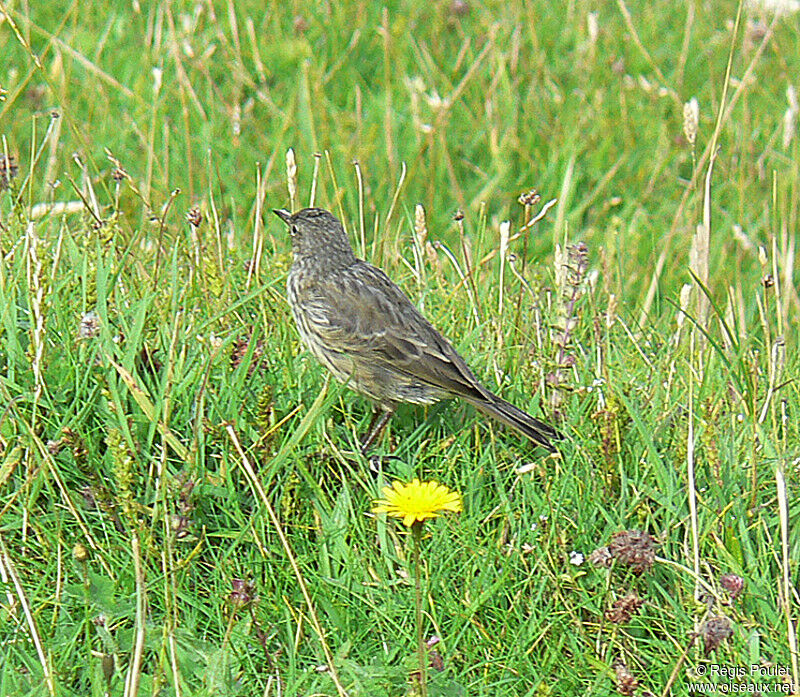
[568,242,590,280]
[517,189,541,207]
[700,615,733,654]
[605,592,645,624]
[589,545,613,568]
[0,154,18,191]
[608,530,656,575]
[229,578,256,608]
[719,573,744,601]
[613,661,639,695]
[186,206,203,228]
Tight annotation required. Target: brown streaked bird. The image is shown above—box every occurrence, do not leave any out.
[274,207,562,454]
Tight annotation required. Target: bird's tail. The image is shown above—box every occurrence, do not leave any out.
[467,395,562,452]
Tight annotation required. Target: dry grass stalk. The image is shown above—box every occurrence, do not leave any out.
[689,221,710,331]
[783,85,798,150]
[247,166,263,289]
[286,147,298,211]
[309,151,321,207]
[354,160,366,257]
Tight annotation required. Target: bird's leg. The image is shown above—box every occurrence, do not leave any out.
[360,406,395,455]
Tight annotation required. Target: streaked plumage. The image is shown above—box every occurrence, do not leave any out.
[275,207,561,453]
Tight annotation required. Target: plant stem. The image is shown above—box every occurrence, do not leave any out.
[412,521,427,697]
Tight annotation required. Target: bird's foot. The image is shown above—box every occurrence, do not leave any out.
[359,408,394,456]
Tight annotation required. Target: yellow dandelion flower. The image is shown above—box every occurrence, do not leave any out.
[371,478,462,527]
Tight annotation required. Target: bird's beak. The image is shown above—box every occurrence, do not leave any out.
[273,209,292,224]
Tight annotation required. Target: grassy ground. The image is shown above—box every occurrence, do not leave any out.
[1,0,799,695]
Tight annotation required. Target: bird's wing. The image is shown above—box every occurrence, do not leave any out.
[299,262,494,402]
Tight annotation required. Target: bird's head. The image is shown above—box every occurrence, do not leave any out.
[273,207,357,267]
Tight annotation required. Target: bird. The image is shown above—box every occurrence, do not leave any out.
[274,207,562,454]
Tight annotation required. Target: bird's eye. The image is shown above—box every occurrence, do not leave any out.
[291,225,298,237]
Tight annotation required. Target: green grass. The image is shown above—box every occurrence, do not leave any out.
[1,0,799,695]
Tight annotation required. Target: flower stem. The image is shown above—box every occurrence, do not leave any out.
[412,521,427,696]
